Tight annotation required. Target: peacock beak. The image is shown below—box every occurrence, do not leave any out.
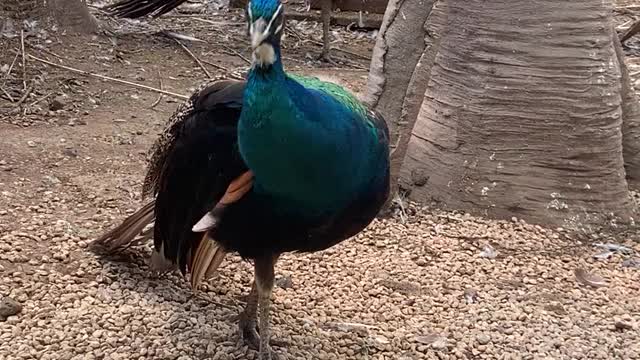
[250,18,269,49]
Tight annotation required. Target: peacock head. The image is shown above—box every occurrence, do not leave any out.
[245,0,285,68]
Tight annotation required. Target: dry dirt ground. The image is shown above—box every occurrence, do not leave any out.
[1,2,640,360]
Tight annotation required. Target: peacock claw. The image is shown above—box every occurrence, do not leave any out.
[239,319,289,350]
[316,52,336,65]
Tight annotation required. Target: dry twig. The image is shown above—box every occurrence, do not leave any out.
[28,54,189,100]
[171,37,213,79]
[26,42,68,62]
[1,52,20,87]
[192,18,243,27]
[13,84,34,109]
[199,59,244,80]
[285,27,370,61]
[220,44,251,65]
[621,19,640,44]
[150,70,164,108]
[21,30,27,91]
[0,87,15,103]
[2,83,34,115]
[29,92,53,107]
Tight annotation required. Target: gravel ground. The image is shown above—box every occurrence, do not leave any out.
[1,203,639,360]
[0,2,639,359]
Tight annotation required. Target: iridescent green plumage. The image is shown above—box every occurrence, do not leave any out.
[287,73,369,117]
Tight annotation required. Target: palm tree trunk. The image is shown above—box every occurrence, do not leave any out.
[401,0,636,229]
[48,0,101,34]
[2,0,100,34]
[612,26,640,189]
[364,0,440,213]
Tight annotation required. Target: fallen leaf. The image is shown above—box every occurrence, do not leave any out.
[622,258,640,268]
[574,268,607,288]
[595,243,634,255]
[479,244,497,259]
[593,251,614,260]
[464,288,478,304]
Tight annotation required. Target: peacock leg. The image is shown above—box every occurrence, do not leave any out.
[238,280,260,348]
[254,254,278,360]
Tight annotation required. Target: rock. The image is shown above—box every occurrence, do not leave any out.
[431,337,447,350]
[49,96,66,111]
[414,258,427,267]
[479,244,498,259]
[0,297,22,320]
[67,118,87,126]
[62,148,79,158]
[43,175,62,186]
[476,333,491,345]
[622,258,640,268]
[614,320,634,331]
[275,275,293,290]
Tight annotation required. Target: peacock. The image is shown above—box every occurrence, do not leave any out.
[92,0,390,358]
[105,0,337,61]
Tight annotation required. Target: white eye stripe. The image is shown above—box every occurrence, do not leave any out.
[264,4,283,36]
[247,6,254,35]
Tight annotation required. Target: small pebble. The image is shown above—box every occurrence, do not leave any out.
[476,333,491,345]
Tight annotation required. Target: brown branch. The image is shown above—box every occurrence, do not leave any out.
[150,70,164,108]
[2,83,34,114]
[29,92,53,107]
[26,42,68,62]
[0,86,15,102]
[220,44,252,65]
[20,30,27,91]
[28,54,189,100]
[285,27,370,60]
[172,37,213,79]
[192,18,244,27]
[621,19,640,44]
[200,59,231,72]
[13,84,33,108]
[199,59,244,80]
[1,52,19,86]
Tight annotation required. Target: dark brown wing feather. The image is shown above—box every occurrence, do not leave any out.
[143,77,239,199]
[105,0,190,18]
[149,79,248,273]
[93,79,248,279]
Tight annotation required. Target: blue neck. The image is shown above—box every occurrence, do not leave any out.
[247,46,285,83]
[238,43,383,217]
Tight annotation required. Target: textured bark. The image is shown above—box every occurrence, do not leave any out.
[2,0,100,34]
[364,0,439,206]
[613,27,640,189]
[1,0,43,21]
[402,0,636,229]
[49,0,101,34]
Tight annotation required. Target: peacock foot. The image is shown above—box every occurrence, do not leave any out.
[238,317,289,351]
[316,51,336,65]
